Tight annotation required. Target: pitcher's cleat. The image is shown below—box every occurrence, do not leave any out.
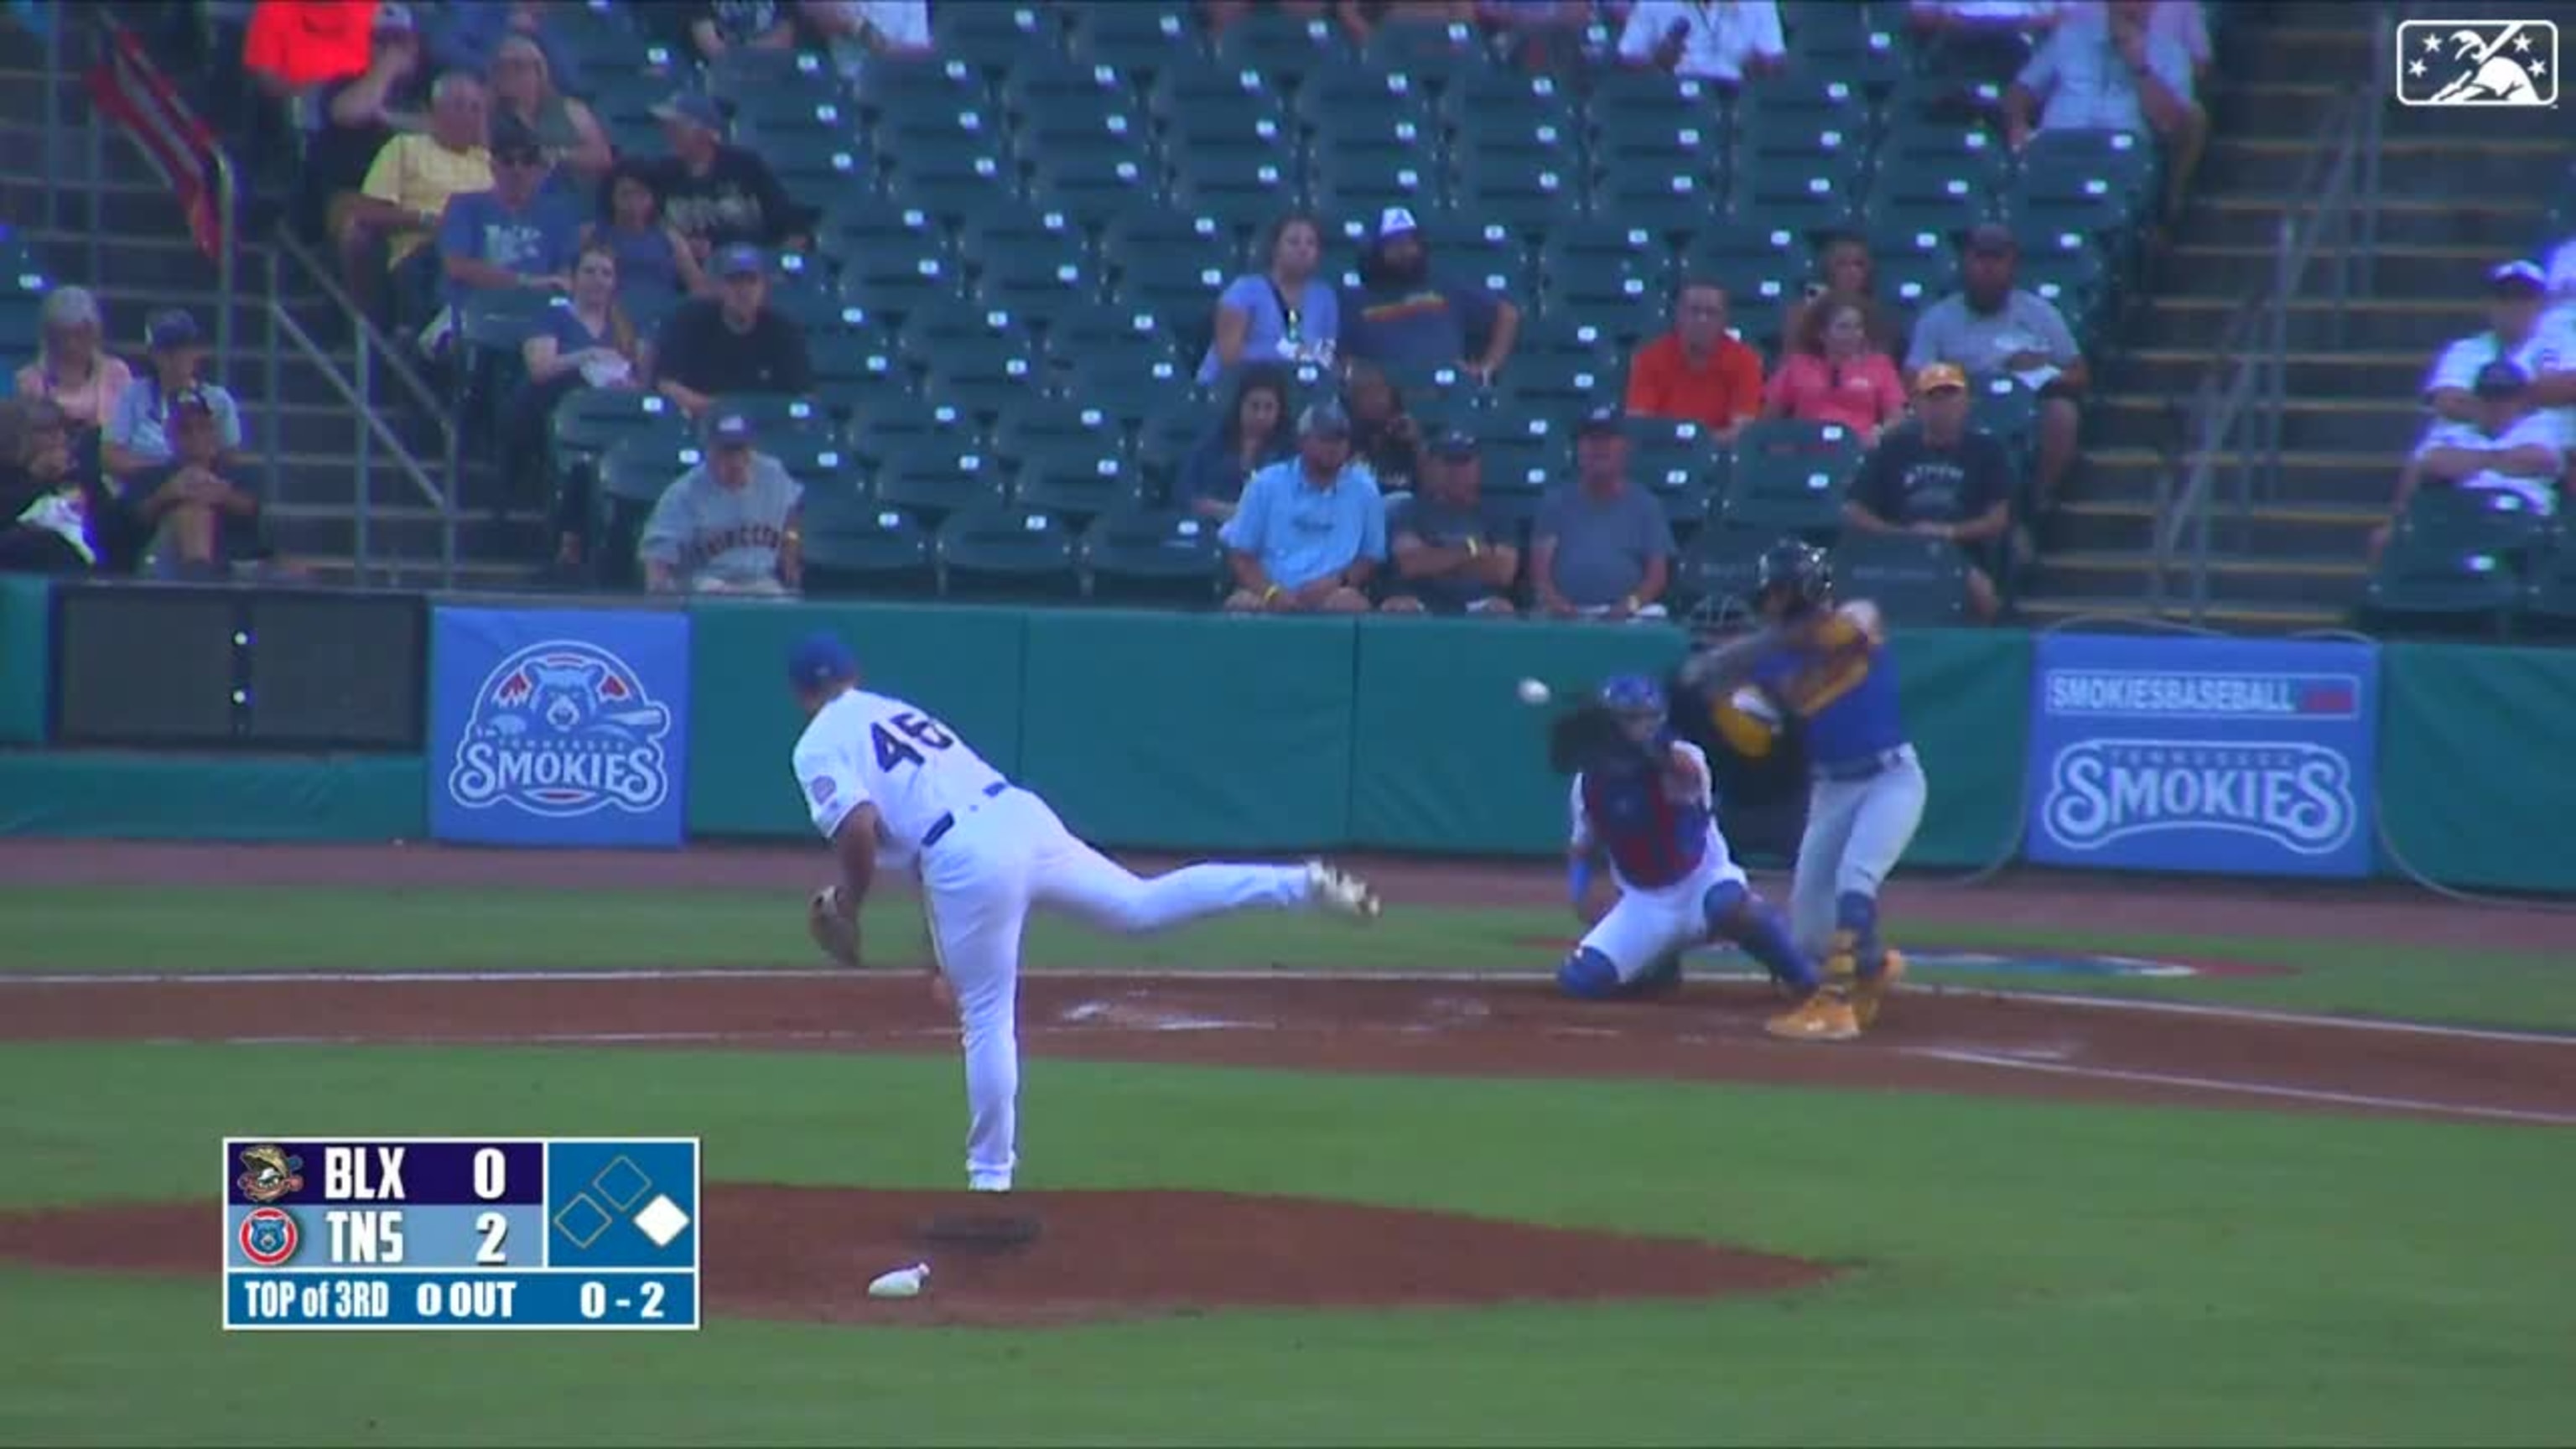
[1764,989,1861,1042]
[1851,949,1906,1029]
[1304,861,1383,921]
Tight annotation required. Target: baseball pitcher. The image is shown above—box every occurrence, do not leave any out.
[1549,673,1852,1041]
[785,631,1383,1192]
[1678,538,1923,1031]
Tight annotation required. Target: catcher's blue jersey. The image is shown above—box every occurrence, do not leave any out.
[1747,611,1907,767]
[1575,738,1713,890]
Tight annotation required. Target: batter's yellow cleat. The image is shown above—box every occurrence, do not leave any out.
[1765,989,1860,1042]
[1851,949,1907,1029]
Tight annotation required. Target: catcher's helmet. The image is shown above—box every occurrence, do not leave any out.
[1755,538,1832,614]
[1598,673,1667,716]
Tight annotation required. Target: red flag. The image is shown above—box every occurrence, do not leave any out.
[83,22,226,260]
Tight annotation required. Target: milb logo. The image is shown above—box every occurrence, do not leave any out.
[2041,739,2357,856]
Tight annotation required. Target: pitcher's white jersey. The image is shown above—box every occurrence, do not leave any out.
[791,688,1006,855]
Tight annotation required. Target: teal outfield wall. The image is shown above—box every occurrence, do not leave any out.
[0,752,425,840]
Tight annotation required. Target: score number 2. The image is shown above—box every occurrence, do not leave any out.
[871,710,956,771]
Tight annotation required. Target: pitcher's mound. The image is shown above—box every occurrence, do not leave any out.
[0,1186,1834,1329]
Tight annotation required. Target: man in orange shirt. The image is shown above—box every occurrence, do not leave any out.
[1623,280,1766,442]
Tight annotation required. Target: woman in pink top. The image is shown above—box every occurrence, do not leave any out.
[1761,298,1906,441]
[13,287,133,438]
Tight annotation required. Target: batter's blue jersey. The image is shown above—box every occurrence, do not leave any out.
[1746,610,1908,767]
[1571,740,1716,890]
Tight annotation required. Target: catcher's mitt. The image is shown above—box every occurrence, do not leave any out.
[808,886,862,967]
[1547,703,1649,776]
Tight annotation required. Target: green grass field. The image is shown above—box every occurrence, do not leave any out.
[3,886,2571,1446]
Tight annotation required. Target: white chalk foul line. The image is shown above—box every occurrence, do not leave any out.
[1906,1047,2576,1126]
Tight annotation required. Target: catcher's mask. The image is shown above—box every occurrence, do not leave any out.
[1597,673,1668,743]
[1755,538,1832,619]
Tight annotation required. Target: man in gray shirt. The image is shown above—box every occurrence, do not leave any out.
[638,409,804,595]
[1907,223,2090,524]
[1531,407,1675,621]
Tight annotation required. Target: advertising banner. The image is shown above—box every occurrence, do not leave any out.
[428,608,692,848]
[2024,633,2377,880]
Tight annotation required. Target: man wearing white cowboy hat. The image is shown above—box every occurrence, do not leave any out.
[1339,207,1521,384]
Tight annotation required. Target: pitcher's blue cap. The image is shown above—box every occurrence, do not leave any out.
[787,632,856,689]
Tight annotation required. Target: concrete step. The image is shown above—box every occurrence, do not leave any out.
[2107,347,2430,398]
[2218,25,2375,85]
[2089,392,2428,455]
[2203,80,2341,137]
[2155,241,2506,299]
[2191,135,2572,196]
[2037,549,2370,608]
[2131,294,2480,352]
[2051,497,2386,558]
[2013,595,2349,634]
[262,503,545,569]
[2180,195,2548,250]
[2081,444,2390,511]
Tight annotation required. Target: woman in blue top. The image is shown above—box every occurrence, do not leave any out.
[510,241,644,569]
[1176,366,1296,522]
[582,158,704,301]
[1196,212,1338,385]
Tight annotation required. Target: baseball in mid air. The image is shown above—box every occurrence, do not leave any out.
[1516,678,1552,707]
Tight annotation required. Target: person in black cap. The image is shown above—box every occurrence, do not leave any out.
[650,242,815,420]
[1382,429,1520,616]
[647,90,809,261]
[2421,261,2576,426]
[2371,359,2570,564]
[1530,406,1675,622]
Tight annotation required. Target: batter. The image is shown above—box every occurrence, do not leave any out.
[1680,538,1922,1029]
[784,631,1382,1192]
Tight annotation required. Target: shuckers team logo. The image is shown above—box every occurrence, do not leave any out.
[449,641,673,818]
[2395,19,2558,107]
[237,1206,300,1266]
[236,1144,304,1204]
[2041,738,2358,857]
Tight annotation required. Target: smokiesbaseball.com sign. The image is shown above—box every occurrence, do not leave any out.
[2023,636,2379,880]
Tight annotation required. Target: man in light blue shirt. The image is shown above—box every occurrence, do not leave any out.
[1220,402,1389,614]
[2005,0,2195,143]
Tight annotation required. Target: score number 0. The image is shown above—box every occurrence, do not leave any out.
[465,1147,508,1265]
[579,1280,667,1320]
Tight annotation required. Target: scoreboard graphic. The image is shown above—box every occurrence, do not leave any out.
[221,1137,700,1332]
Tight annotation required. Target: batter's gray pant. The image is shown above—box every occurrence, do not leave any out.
[1789,745,1929,957]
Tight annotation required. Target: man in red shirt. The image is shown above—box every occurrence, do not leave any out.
[1623,280,1766,441]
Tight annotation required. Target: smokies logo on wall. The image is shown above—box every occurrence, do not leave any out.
[448,641,673,818]
[2041,738,2359,857]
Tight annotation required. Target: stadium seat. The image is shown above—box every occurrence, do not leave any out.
[1587,70,1729,144]
[1968,376,2040,462]
[962,207,1101,326]
[923,338,1048,421]
[1078,507,1228,605]
[1732,110,1867,175]
[1591,169,1724,241]
[1296,66,1437,140]
[1165,150,1303,238]
[870,438,1011,522]
[1150,64,1291,142]
[1211,10,1350,86]
[2389,485,2558,558]
[1311,153,1444,226]
[1478,417,1572,498]
[2513,540,2576,637]
[990,397,1125,471]
[709,393,829,434]
[1041,298,1185,388]
[1066,3,1197,73]
[2358,541,2521,639]
[591,436,698,591]
[1729,153,1861,237]
[1437,67,1578,140]
[1452,151,1584,236]
[1834,532,1969,627]
[800,505,938,600]
[1878,125,2013,204]
[814,190,945,272]
[1133,394,1219,494]
[848,55,992,127]
[2018,127,2159,205]
[759,431,856,484]
[1496,351,1618,413]
[1670,522,1773,621]
[726,83,854,144]
[1415,215,1531,299]
[2007,162,2148,250]
[937,3,1058,75]
[549,390,689,480]
[1009,441,1145,523]
[936,504,1083,600]
[1360,20,1488,87]
[837,241,962,321]
[847,396,980,467]
[806,328,902,398]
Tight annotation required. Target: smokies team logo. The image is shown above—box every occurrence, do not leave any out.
[2042,738,2359,857]
[2395,19,2558,106]
[237,1206,300,1267]
[236,1144,305,1204]
[448,641,673,818]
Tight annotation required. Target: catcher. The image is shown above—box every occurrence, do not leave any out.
[1550,673,1855,1041]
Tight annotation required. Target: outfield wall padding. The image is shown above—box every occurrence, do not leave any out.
[0,574,51,745]
[0,751,427,840]
[2376,642,2576,895]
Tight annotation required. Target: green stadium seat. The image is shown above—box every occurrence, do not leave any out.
[2513,540,2576,636]
[2358,540,2521,638]
[1067,4,1197,74]
[870,438,1011,522]
[962,207,1100,324]
[1967,375,2039,460]
[1590,170,1723,240]
[1360,20,1490,87]
[2018,127,2159,205]
[1879,122,2013,197]
[1165,149,1302,229]
[1211,11,1350,86]
[1437,67,1578,139]
[1133,392,1219,486]
[1296,66,1437,141]
[935,2,1057,75]
[990,396,1125,470]
[1497,351,1618,413]
[1720,449,1851,536]
[2391,485,2558,558]
[814,190,945,272]
[758,431,856,484]
[1452,151,1584,236]
[923,337,1047,420]
[807,328,902,398]
[847,396,979,466]
[1589,114,1722,191]
[1310,154,1444,228]
[937,504,1083,600]
[1540,221,1674,294]
[709,392,828,434]
[725,80,854,142]
[1418,216,1532,301]
[1041,299,1185,384]
[1587,70,1729,143]
[837,240,961,321]
[1009,440,1145,522]
[1834,532,1970,628]
[1150,64,1290,138]
[1078,507,1228,605]
[1478,417,1573,497]
[1670,522,1773,621]
[1729,154,1861,237]
[1884,72,2008,129]
[849,56,992,127]
[757,130,875,201]
[589,434,700,591]
[1733,111,1867,179]
[550,390,688,476]
[800,505,938,600]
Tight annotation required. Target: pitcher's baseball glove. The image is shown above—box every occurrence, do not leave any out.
[808,886,863,968]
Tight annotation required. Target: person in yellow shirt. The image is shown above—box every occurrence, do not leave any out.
[335,71,492,328]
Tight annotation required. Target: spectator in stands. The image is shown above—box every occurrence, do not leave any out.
[640,410,804,595]
[103,311,247,483]
[1328,1,1480,45]
[2149,0,2214,82]
[648,91,811,263]
[0,397,132,575]
[683,0,802,60]
[432,0,588,100]
[14,288,133,465]
[649,245,816,419]
[2423,262,2576,424]
[1763,298,1909,441]
[2003,0,2205,216]
[802,1,935,75]
[1783,232,1903,355]
[128,388,262,581]
[1341,208,1520,383]
[1616,0,1786,88]
[486,34,611,189]
[1841,362,2016,621]
[1220,402,1389,615]
[1624,281,1764,441]
[1906,1,2064,80]
[516,242,646,569]
[1908,224,2087,522]
[339,70,492,326]
[1179,366,1296,523]
[299,2,428,245]
[1381,429,1519,615]
[585,158,705,300]
[1343,361,1426,495]
[2371,361,2570,564]
[1531,406,1675,621]
[424,119,584,353]
[1478,1,1598,71]
[1197,212,1339,385]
